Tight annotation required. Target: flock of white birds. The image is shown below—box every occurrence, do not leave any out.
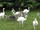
[11,7,30,26]
[0,7,39,30]
[11,7,38,30]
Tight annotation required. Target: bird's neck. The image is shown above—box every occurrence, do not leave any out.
[3,10,5,13]
[19,8,20,12]
[28,7,30,10]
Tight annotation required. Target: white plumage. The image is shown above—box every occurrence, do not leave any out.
[17,16,26,26]
[0,8,5,18]
[11,8,21,18]
[11,8,15,15]
[23,9,30,14]
[14,11,21,19]
[17,17,26,21]
[23,7,30,14]
[14,11,20,15]
[33,18,38,30]
[23,9,29,18]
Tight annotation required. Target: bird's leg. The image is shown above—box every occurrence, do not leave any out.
[22,21,24,27]
[0,17,1,19]
[19,21,22,25]
[18,21,21,27]
[34,26,36,30]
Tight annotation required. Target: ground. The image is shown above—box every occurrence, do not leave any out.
[0,9,40,30]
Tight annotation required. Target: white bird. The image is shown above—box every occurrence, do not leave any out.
[33,18,38,30]
[11,8,21,18]
[23,7,30,17]
[14,11,21,18]
[14,8,21,18]
[14,11,20,15]
[23,7,30,13]
[11,8,15,15]
[0,8,5,19]
[14,8,21,16]
[23,9,29,13]
[17,12,28,27]
[23,9,29,14]
[17,16,26,26]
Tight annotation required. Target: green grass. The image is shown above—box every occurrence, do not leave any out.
[0,10,40,30]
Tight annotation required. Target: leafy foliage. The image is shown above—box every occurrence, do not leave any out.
[0,0,40,10]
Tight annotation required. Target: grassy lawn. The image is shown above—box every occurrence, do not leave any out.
[0,9,40,30]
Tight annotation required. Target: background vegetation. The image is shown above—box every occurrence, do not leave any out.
[0,0,40,11]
